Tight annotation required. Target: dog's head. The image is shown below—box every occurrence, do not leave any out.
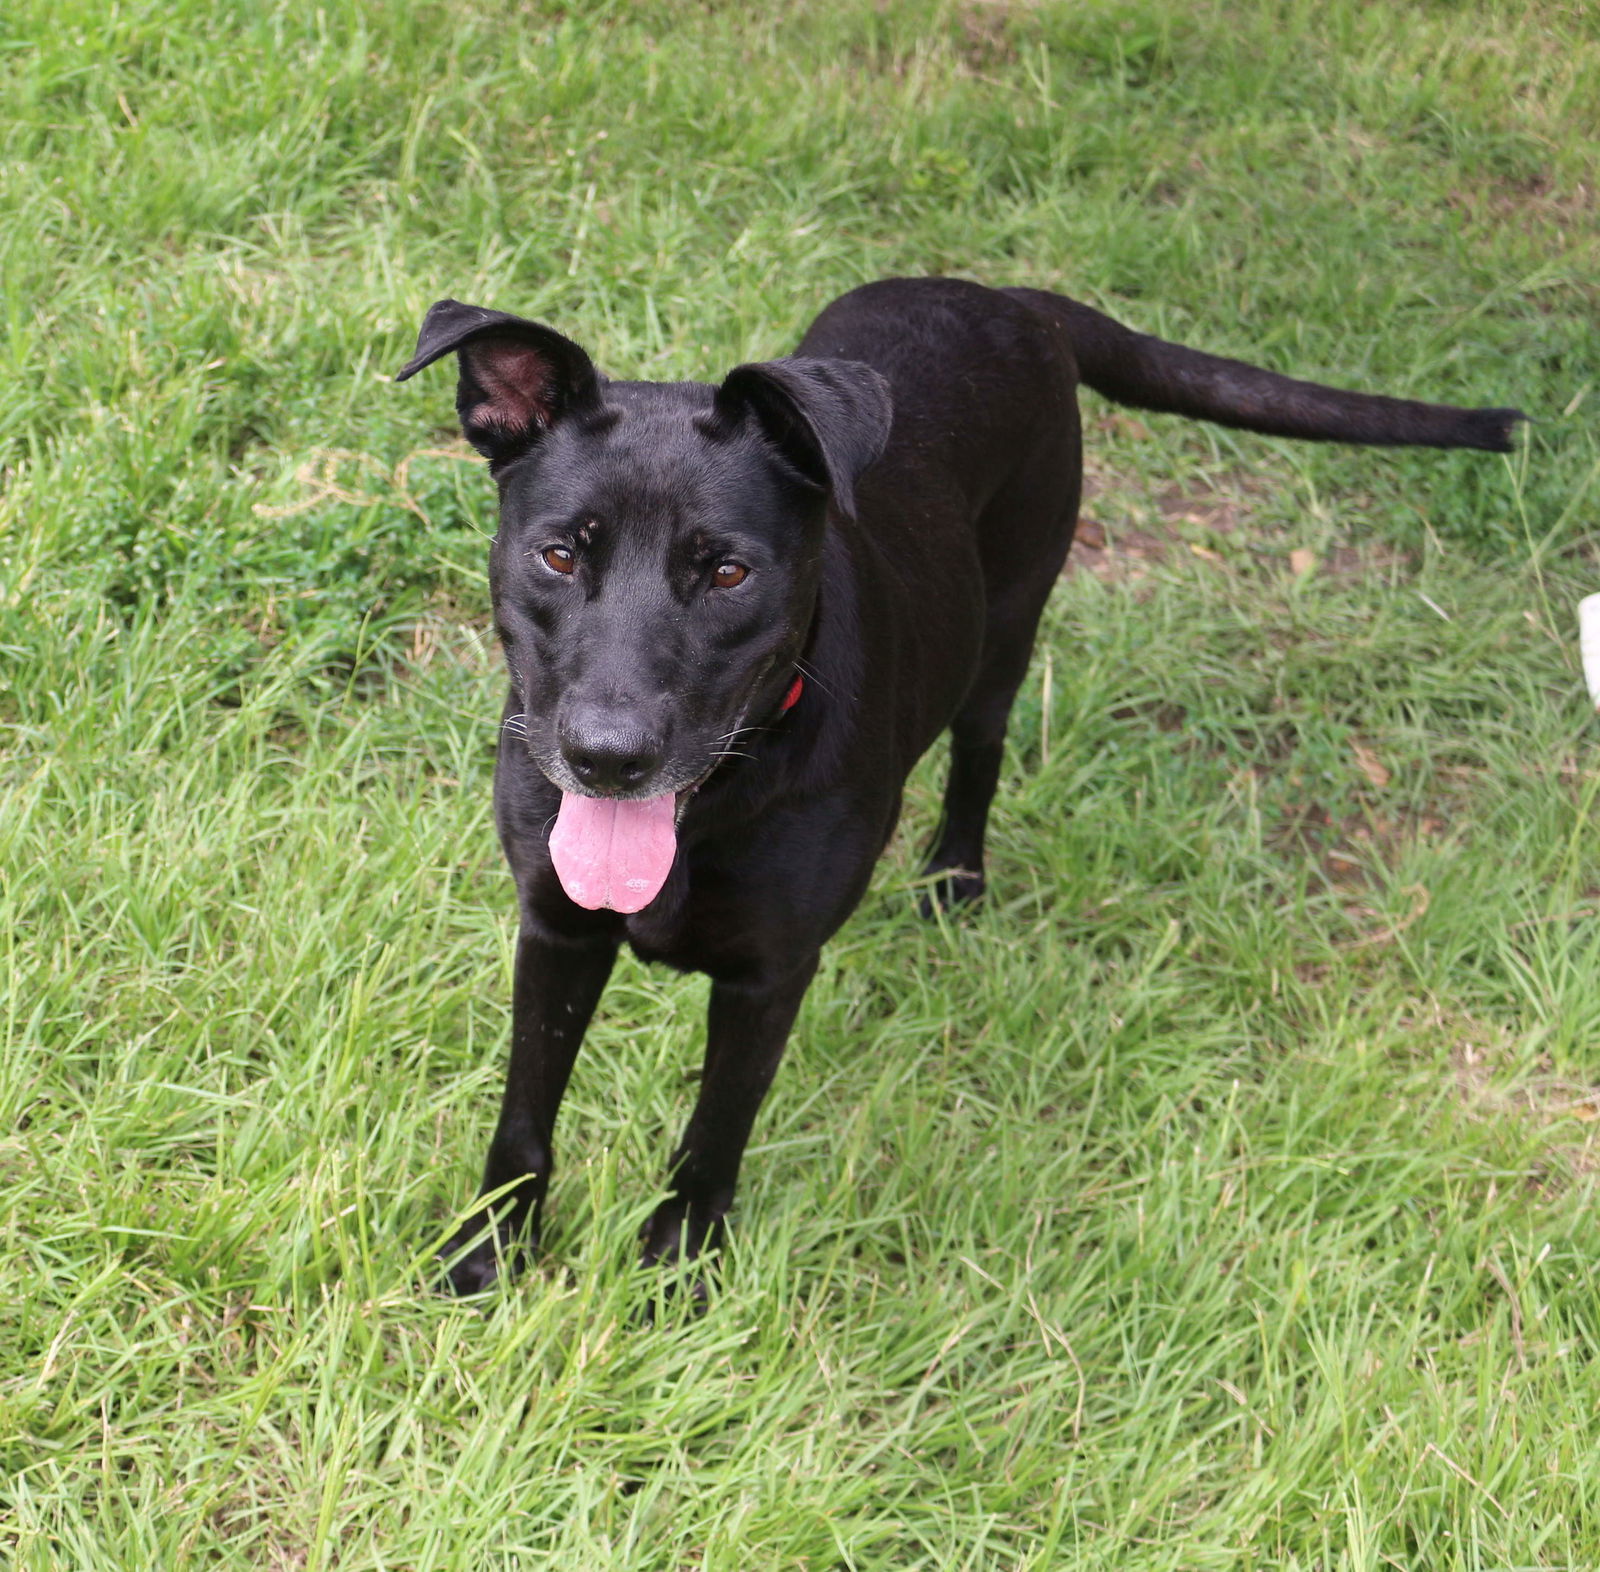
[397,301,892,804]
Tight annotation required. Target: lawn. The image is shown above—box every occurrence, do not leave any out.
[2,0,1599,1566]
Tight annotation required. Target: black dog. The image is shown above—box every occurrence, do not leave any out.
[397,277,1520,1293]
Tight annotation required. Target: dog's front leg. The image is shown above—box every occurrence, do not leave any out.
[440,927,617,1294]
[641,954,820,1277]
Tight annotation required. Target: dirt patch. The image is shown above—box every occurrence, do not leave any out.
[1153,473,1266,535]
[1066,447,1273,582]
[1452,1036,1600,1178]
[1446,177,1598,305]
[956,2,1022,69]
[1319,538,1415,580]
[1066,449,1414,584]
[1264,793,1450,895]
[1066,512,1176,581]
[1451,173,1595,232]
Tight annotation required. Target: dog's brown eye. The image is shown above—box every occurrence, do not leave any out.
[542,545,576,575]
[712,562,748,589]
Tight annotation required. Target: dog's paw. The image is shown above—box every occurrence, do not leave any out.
[918,861,986,917]
[634,1260,713,1325]
[639,1197,725,1286]
[436,1221,531,1297]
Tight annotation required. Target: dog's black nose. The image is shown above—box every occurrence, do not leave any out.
[559,718,664,794]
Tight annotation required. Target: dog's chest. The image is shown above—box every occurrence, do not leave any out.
[620,829,830,977]
[622,883,740,975]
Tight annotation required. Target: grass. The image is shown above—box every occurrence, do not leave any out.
[3,0,1599,1565]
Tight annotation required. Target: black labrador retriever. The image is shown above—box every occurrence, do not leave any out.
[397,277,1520,1293]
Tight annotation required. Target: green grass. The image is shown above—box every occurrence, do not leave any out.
[3,0,1600,1565]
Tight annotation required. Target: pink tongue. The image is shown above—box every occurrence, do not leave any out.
[548,792,678,913]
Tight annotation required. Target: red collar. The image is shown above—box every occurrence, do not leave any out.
[779,672,804,714]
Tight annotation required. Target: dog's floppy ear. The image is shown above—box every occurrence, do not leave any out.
[396,299,602,465]
[712,357,893,520]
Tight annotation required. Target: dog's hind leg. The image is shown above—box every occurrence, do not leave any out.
[920,598,1050,913]
[922,475,1080,914]
[640,954,820,1281]
[439,928,617,1294]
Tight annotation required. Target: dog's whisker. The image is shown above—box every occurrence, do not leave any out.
[793,658,836,700]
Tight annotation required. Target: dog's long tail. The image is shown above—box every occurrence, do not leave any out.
[1003,287,1523,452]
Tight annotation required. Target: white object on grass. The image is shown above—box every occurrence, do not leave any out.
[1580,594,1600,710]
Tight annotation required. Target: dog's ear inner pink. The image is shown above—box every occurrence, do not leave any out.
[466,339,560,434]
